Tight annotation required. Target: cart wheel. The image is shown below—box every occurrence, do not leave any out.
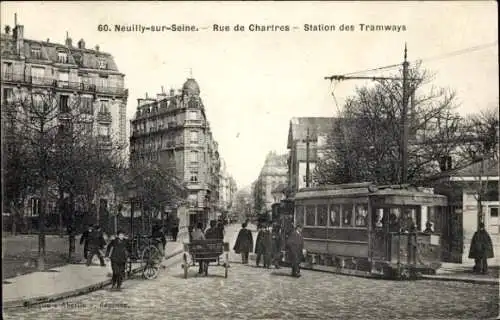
[224,265,228,278]
[183,253,188,279]
[142,245,161,280]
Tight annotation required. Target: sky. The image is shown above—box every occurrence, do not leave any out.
[2,1,498,189]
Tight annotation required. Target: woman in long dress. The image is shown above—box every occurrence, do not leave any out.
[233,222,254,264]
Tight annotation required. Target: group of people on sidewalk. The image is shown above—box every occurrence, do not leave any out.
[233,220,305,278]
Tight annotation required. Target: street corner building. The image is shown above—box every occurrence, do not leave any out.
[129,78,236,230]
[1,16,128,229]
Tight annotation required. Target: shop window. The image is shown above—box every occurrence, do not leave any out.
[295,205,304,226]
[305,205,316,226]
[317,204,328,226]
[355,204,368,227]
[342,204,353,227]
[329,205,340,227]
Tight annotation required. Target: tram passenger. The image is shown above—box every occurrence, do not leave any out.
[469,222,494,274]
[233,222,254,264]
[423,221,434,234]
[286,225,304,278]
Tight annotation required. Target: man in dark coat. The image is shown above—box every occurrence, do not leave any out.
[286,225,304,277]
[205,220,219,240]
[80,225,93,260]
[106,230,129,290]
[469,222,494,274]
[254,225,265,267]
[171,216,180,242]
[233,222,254,264]
[86,225,106,267]
[261,224,273,268]
[216,220,225,240]
[271,223,282,269]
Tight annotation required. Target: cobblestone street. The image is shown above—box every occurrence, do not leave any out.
[4,226,499,320]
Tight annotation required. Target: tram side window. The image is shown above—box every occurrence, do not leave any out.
[355,204,368,227]
[295,205,304,227]
[305,205,316,226]
[330,205,341,227]
[373,208,385,228]
[389,208,401,232]
[317,204,328,226]
[342,204,353,227]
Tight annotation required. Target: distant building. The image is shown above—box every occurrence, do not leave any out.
[129,78,222,229]
[218,158,237,218]
[252,151,288,219]
[287,117,338,194]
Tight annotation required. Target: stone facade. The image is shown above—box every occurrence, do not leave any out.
[252,151,288,218]
[287,117,338,193]
[129,78,222,229]
[1,19,128,223]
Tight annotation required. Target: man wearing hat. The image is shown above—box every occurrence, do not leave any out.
[86,225,106,267]
[286,225,305,277]
[106,230,129,290]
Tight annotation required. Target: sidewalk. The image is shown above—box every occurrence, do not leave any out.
[422,260,500,285]
[2,232,189,309]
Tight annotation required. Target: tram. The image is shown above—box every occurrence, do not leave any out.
[278,182,448,280]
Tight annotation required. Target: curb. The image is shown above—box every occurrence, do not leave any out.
[3,249,184,309]
[421,274,499,285]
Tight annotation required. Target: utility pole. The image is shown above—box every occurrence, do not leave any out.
[306,128,310,187]
[324,44,413,185]
[401,44,410,184]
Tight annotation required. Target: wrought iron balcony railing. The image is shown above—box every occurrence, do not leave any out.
[1,73,128,96]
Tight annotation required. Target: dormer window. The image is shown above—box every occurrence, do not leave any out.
[31,47,42,59]
[98,58,107,69]
[57,51,68,63]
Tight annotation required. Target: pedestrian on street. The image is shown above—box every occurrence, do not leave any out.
[152,224,166,256]
[205,220,219,239]
[171,216,180,242]
[286,225,304,278]
[188,225,194,242]
[469,222,494,274]
[255,225,265,267]
[190,222,206,274]
[271,223,282,269]
[261,224,273,269]
[105,230,129,291]
[80,225,93,260]
[216,219,225,240]
[233,222,253,264]
[86,225,106,267]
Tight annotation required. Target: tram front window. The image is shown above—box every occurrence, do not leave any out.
[389,208,401,232]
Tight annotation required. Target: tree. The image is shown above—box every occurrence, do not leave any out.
[314,64,464,185]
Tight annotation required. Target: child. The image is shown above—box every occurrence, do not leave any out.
[105,230,129,290]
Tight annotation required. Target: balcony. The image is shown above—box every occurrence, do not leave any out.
[1,73,128,97]
[184,119,204,127]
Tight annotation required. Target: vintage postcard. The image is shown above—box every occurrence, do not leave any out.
[1,1,498,319]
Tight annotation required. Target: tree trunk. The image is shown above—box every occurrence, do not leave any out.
[38,183,48,271]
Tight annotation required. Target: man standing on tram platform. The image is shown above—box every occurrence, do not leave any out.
[286,225,304,278]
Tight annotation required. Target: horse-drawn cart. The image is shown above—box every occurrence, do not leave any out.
[181,240,230,278]
[127,235,164,280]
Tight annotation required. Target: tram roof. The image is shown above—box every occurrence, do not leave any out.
[294,183,447,204]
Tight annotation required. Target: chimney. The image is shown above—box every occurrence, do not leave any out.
[78,39,85,49]
[169,88,175,96]
[46,38,50,43]
[65,37,72,47]
[95,45,100,51]
[4,25,11,35]
[161,86,165,93]
[13,24,24,58]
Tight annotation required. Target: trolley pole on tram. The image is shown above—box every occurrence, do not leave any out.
[324,43,413,185]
